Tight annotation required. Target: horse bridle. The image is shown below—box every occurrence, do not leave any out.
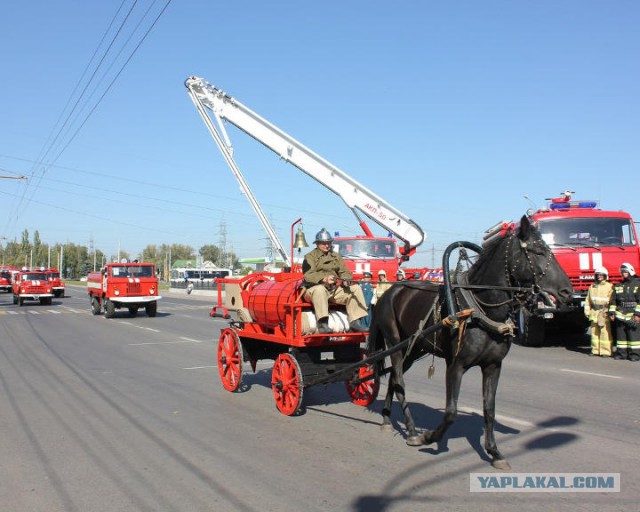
[453,233,555,310]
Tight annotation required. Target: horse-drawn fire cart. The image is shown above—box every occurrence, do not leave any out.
[211,272,383,415]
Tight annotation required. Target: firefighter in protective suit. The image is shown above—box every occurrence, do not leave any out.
[584,266,614,356]
[609,262,640,361]
[302,228,368,334]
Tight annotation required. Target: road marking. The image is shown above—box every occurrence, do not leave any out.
[179,336,204,343]
[458,405,537,428]
[129,340,199,346]
[47,309,61,314]
[29,311,40,315]
[183,365,217,370]
[560,368,622,379]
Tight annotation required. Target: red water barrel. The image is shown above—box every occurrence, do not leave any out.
[247,278,303,326]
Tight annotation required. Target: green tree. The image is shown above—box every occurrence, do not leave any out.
[199,244,222,265]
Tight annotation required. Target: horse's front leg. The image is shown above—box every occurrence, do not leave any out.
[482,363,511,470]
[421,360,464,446]
[381,353,421,445]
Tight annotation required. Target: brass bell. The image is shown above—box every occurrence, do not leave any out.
[294,226,309,249]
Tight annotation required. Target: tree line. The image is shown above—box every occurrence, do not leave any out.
[0,230,239,279]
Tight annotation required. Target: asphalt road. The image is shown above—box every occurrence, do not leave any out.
[1,285,638,512]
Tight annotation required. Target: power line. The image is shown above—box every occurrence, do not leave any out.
[10,0,174,229]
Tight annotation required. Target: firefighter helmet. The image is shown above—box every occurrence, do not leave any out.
[620,262,636,276]
[314,228,333,244]
[377,269,386,276]
[594,266,609,278]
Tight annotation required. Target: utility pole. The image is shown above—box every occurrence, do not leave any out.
[219,219,228,268]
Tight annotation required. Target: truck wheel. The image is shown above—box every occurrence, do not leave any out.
[40,297,52,306]
[13,294,18,304]
[518,309,546,347]
[91,297,102,315]
[18,297,24,307]
[145,302,157,317]
[105,300,116,318]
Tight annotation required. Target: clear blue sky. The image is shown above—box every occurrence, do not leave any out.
[1,0,638,268]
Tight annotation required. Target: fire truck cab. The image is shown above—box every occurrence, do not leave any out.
[12,267,54,306]
[87,262,161,318]
[517,192,640,345]
[46,268,65,298]
[0,266,15,293]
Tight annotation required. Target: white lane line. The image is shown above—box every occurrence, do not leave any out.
[47,309,62,314]
[560,368,622,379]
[128,340,200,346]
[183,361,272,370]
[179,337,204,343]
[29,311,40,315]
[458,406,537,429]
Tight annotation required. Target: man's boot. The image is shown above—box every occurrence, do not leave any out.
[317,317,332,334]
[349,319,366,333]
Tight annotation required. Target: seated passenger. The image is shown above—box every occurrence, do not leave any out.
[302,228,368,334]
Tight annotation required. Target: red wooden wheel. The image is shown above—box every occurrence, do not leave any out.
[271,353,303,415]
[217,328,243,392]
[345,356,379,407]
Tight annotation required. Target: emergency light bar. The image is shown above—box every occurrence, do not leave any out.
[549,200,599,211]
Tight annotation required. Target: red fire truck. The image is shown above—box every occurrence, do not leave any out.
[46,268,65,298]
[0,265,16,293]
[12,267,54,306]
[514,191,640,345]
[87,262,161,318]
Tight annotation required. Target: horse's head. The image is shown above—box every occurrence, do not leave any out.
[506,215,573,305]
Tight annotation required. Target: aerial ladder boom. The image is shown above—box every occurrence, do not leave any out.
[185,76,426,261]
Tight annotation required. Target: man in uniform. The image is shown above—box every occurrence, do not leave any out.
[302,228,368,334]
[609,262,640,361]
[584,266,614,356]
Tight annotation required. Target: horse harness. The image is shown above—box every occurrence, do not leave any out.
[401,233,554,365]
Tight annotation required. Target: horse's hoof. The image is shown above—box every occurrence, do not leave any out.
[380,424,394,434]
[406,435,422,446]
[492,459,512,471]
[421,431,436,445]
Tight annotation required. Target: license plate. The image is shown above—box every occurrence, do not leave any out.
[544,312,554,319]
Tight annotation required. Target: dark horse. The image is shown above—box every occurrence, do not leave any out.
[367,215,573,469]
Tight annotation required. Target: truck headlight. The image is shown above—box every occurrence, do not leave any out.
[149,288,155,295]
[114,289,120,296]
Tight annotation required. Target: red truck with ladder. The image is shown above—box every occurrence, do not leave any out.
[506,191,640,345]
[12,267,54,306]
[185,76,427,280]
[87,262,161,318]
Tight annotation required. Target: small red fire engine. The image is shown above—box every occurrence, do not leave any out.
[0,265,16,293]
[87,262,161,318]
[12,267,54,306]
[46,268,65,298]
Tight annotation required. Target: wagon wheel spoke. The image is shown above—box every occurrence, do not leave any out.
[345,351,379,407]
